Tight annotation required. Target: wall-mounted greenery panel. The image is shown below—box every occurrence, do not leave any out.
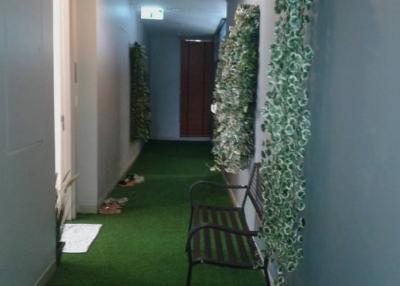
[211,5,260,174]
[259,0,314,285]
[130,42,151,141]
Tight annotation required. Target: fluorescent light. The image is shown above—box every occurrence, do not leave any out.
[141,7,164,20]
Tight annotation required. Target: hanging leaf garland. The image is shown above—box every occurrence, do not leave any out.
[130,42,151,141]
[259,0,313,285]
[211,5,260,174]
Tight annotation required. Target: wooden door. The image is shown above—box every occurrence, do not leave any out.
[180,40,214,137]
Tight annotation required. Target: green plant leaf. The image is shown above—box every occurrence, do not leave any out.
[259,0,314,284]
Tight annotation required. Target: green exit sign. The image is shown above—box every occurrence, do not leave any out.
[141,7,164,20]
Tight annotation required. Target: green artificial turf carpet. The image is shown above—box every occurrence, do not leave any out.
[48,140,264,286]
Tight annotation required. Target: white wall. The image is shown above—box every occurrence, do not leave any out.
[119,4,146,178]
[0,0,56,285]
[75,0,99,212]
[149,35,181,140]
[75,0,145,212]
[97,0,144,204]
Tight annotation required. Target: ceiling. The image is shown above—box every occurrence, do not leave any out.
[131,0,227,37]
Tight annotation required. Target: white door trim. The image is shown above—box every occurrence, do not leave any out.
[54,0,76,220]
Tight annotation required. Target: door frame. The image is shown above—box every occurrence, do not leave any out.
[54,0,76,220]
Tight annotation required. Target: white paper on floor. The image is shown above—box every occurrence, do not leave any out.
[61,224,102,253]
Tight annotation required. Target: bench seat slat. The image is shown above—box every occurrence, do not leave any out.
[229,210,250,264]
[202,208,212,259]
[220,209,237,264]
[210,208,224,262]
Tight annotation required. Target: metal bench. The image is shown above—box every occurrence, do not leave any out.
[185,163,270,286]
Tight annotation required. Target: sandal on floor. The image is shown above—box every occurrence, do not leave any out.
[108,202,123,209]
[133,175,145,184]
[98,204,122,215]
[115,197,129,205]
[104,197,129,205]
[118,175,136,187]
[119,181,136,187]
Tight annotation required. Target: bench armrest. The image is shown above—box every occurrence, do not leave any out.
[189,181,247,206]
[186,223,258,250]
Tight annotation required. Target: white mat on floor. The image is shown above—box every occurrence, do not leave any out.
[61,224,102,253]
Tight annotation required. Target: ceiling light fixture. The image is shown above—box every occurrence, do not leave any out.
[141,6,164,20]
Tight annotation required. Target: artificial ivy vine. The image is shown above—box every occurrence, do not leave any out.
[259,0,313,285]
[211,5,260,174]
[130,42,151,141]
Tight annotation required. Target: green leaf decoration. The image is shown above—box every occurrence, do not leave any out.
[130,42,151,141]
[211,5,260,174]
[260,0,314,285]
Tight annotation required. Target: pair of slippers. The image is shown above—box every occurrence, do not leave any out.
[104,197,128,205]
[98,197,128,215]
[118,174,145,187]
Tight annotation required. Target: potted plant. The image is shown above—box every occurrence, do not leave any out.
[55,171,79,266]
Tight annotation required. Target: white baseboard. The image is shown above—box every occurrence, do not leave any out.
[179,137,211,141]
[34,261,56,286]
[150,136,211,142]
[78,205,98,214]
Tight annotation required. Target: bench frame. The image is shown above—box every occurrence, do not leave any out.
[185,163,270,286]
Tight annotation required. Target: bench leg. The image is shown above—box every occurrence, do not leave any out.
[263,269,271,286]
[185,208,194,252]
[263,261,271,286]
[186,264,193,286]
[187,207,194,232]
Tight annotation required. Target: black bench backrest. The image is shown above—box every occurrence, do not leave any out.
[242,163,264,220]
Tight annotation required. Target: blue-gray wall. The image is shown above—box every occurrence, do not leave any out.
[226,0,400,285]
[290,0,400,285]
[149,35,181,140]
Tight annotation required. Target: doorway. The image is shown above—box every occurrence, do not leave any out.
[180,40,214,138]
[53,0,76,220]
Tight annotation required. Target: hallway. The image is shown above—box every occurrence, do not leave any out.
[49,141,263,285]
[3,0,400,285]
